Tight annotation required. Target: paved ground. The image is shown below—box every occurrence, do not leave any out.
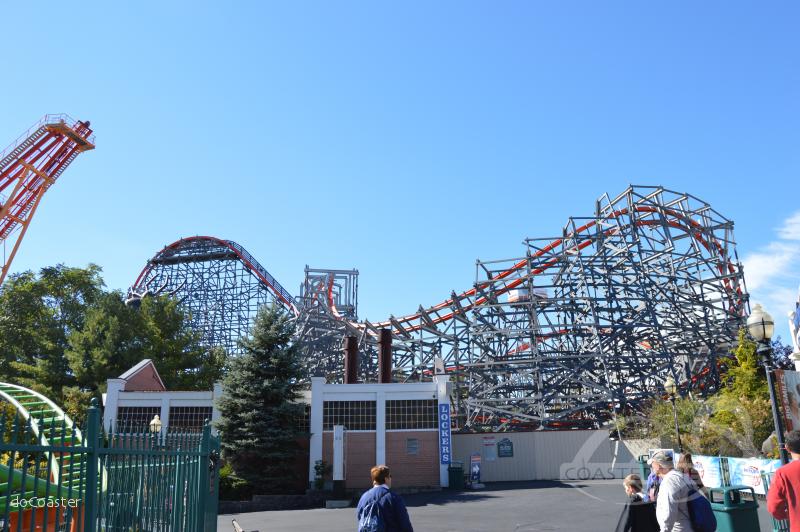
[220,480,775,531]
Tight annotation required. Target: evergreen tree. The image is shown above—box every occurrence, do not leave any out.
[215,304,304,494]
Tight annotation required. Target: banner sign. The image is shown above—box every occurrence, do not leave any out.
[438,403,452,464]
[470,453,481,482]
[692,455,723,489]
[775,369,800,432]
[728,457,781,495]
[498,438,514,458]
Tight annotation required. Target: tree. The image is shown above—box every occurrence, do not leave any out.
[66,292,225,395]
[622,329,776,457]
[771,336,795,370]
[215,305,304,495]
[0,264,225,423]
[0,265,105,401]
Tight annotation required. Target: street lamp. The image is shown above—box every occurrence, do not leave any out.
[747,304,790,464]
[663,376,683,453]
[149,414,163,433]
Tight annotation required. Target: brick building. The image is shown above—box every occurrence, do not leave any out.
[308,376,451,491]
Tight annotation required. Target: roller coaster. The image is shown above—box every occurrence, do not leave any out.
[295,185,748,429]
[129,236,297,355]
[132,185,748,430]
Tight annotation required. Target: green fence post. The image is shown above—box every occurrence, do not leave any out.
[84,398,100,532]
[197,424,211,532]
[173,444,184,532]
[208,435,220,532]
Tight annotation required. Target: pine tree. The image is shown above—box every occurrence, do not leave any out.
[215,304,304,494]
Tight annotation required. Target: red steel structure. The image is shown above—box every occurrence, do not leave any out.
[0,115,95,284]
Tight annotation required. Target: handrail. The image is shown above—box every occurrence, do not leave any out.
[0,114,95,164]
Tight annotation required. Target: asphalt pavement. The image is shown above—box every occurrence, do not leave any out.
[220,480,775,532]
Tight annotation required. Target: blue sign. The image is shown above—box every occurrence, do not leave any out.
[438,403,452,464]
[728,457,781,495]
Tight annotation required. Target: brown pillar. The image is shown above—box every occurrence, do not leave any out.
[344,336,358,384]
[378,329,392,384]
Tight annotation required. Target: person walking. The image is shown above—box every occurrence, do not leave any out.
[615,473,660,532]
[768,430,800,531]
[356,465,414,532]
[676,452,706,496]
[645,466,661,503]
[650,451,692,531]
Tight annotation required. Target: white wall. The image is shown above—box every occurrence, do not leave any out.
[102,387,223,434]
[452,430,640,482]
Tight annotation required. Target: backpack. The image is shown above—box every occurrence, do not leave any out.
[358,489,388,532]
[686,487,717,532]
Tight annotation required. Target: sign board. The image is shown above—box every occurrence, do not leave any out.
[483,436,497,461]
[692,455,723,489]
[333,425,346,481]
[727,457,781,495]
[497,438,514,458]
[776,369,800,432]
[438,404,452,464]
[470,453,481,482]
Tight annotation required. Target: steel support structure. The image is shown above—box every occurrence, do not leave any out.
[0,115,94,284]
[130,236,297,355]
[295,186,748,430]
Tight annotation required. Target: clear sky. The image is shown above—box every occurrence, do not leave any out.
[2,1,799,342]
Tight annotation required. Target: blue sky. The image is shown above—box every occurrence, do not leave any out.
[2,1,799,342]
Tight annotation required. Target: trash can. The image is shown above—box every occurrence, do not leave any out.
[448,462,464,490]
[708,485,760,532]
[637,454,649,481]
[762,472,791,532]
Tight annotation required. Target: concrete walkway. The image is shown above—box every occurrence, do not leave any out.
[220,480,774,532]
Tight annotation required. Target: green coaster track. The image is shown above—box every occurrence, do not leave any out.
[0,382,106,515]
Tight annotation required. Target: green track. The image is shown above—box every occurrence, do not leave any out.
[0,383,105,514]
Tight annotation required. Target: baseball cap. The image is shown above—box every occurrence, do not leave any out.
[647,451,674,466]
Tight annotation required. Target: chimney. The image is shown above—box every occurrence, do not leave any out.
[378,329,392,384]
[344,336,358,384]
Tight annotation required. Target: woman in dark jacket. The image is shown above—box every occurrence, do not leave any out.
[615,474,660,532]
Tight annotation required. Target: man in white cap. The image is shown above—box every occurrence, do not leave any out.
[648,451,692,531]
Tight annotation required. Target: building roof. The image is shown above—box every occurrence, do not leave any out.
[118,359,167,391]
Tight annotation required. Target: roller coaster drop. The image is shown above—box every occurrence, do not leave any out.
[133,186,748,430]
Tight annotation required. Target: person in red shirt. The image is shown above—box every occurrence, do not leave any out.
[768,430,800,530]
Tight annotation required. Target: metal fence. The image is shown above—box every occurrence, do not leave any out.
[0,399,219,532]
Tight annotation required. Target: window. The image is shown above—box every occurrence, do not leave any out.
[406,438,419,455]
[298,404,311,433]
[116,406,161,432]
[385,400,437,430]
[168,406,213,432]
[323,401,376,430]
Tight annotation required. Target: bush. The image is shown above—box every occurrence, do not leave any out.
[219,462,255,501]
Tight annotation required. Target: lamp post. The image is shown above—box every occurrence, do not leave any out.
[149,414,163,434]
[149,414,163,449]
[663,376,683,453]
[747,304,790,465]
